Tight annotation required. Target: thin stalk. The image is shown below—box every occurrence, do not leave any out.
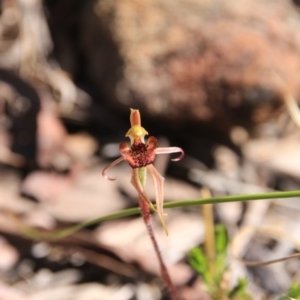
[201,188,215,276]
[139,198,179,300]
[137,167,179,300]
[21,190,300,240]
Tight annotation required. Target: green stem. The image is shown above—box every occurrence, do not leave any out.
[22,190,300,240]
[167,190,300,208]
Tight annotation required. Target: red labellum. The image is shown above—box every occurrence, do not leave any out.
[119,136,157,168]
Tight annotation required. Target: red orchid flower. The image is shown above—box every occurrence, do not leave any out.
[102,109,184,235]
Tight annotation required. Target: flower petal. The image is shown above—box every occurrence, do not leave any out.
[119,141,138,168]
[130,108,141,126]
[147,136,158,150]
[126,125,148,140]
[155,147,184,161]
[130,168,156,211]
[146,164,168,235]
[119,142,131,156]
[102,157,124,180]
[126,109,149,144]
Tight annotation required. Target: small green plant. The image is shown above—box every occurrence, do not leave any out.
[189,224,251,300]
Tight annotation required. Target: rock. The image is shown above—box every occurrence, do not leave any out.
[40,166,127,222]
[244,135,300,178]
[0,282,28,300]
[0,168,34,213]
[27,283,134,300]
[0,236,19,271]
[80,0,300,129]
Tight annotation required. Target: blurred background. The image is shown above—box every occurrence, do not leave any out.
[1,0,300,299]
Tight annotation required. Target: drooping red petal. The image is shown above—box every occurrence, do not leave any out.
[146,164,168,236]
[155,147,184,161]
[102,157,124,180]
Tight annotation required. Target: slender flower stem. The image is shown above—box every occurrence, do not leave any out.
[139,198,179,300]
[137,167,179,299]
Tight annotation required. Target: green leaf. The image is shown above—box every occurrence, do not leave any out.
[189,247,210,283]
[215,224,228,255]
[278,283,300,300]
[228,278,251,300]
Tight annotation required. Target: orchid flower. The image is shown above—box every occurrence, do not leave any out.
[102,109,184,235]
